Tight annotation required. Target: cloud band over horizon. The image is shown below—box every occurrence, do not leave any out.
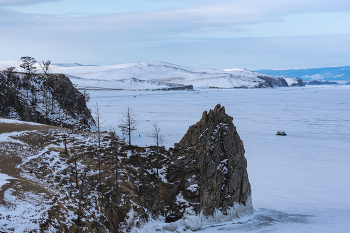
[1,0,349,69]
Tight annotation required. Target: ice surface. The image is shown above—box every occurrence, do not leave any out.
[87,85,350,232]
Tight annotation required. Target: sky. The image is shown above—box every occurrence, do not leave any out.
[0,0,350,70]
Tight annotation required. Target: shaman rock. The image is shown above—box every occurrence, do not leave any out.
[167,104,252,218]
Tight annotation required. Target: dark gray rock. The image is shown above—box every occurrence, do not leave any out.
[257,75,289,87]
[167,104,252,218]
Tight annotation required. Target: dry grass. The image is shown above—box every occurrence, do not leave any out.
[0,119,64,206]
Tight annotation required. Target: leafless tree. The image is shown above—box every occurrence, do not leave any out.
[82,90,90,103]
[39,60,51,76]
[93,103,106,193]
[70,148,94,228]
[118,107,138,147]
[77,156,93,227]
[71,149,79,189]
[62,133,69,154]
[93,102,106,148]
[148,123,164,176]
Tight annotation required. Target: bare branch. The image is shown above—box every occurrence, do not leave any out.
[148,123,164,146]
[39,60,51,75]
[93,102,106,147]
[118,107,138,146]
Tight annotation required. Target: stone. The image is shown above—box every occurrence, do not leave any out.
[166,104,252,218]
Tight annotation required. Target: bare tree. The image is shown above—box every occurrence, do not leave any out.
[148,123,164,176]
[96,146,102,192]
[71,149,79,189]
[70,148,94,228]
[93,103,106,193]
[62,133,69,154]
[20,56,37,75]
[114,144,119,196]
[82,90,90,103]
[93,102,105,147]
[77,156,93,228]
[118,107,138,147]
[39,60,51,76]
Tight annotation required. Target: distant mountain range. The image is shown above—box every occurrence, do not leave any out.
[49,61,303,90]
[0,61,304,90]
[255,66,350,85]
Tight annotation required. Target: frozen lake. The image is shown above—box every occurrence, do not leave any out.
[87,86,350,232]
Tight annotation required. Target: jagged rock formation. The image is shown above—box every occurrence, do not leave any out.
[0,71,94,130]
[166,104,252,220]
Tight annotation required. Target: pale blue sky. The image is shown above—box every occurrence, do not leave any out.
[4,0,189,15]
[1,0,350,69]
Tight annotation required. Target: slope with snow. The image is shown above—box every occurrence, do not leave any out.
[256,66,350,84]
[0,61,301,90]
[49,61,267,90]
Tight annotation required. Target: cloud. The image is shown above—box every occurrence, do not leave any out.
[2,0,350,31]
[0,0,59,6]
[1,0,350,68]
[1,0,350,41]
[0,0,349,46]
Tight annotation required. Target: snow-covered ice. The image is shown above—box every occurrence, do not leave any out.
[87,85,350,232]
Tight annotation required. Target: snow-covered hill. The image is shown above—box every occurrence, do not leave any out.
[0,61,303,90]
[255,66,350,85]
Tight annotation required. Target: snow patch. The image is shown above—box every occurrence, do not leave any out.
[0,189,52,232]
[187,184,198,192]
[0,173,15,190]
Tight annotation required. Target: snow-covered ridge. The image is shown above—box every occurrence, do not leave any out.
[49,61,290,89]
[0,61,302,90]
[255,65,350,84]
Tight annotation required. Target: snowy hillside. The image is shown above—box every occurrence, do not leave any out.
[0,61,302,90]
[0,68,94,130]
[256,66,350,85]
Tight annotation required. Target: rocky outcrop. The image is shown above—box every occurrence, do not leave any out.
[308,80,338,85]
[166,104,252,220]
[0,71,95,130]
[289,78,305,86]
[257,75,289,87]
